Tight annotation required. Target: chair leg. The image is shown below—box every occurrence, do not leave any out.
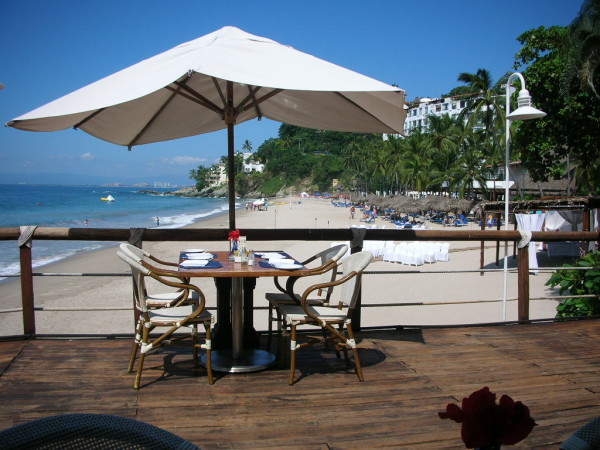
[204,323,214,385]
[289,325,297,386]
[128,319,143,373]
[134,325,151,389]
[192,325,198,368]
[266,303,274,351]
[346,323,364,382]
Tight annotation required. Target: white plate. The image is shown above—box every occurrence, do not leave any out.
[257,252,285,259]
[179,260,209,268]
[184,253,213,260]
[183,248,205,253]
[268,257,295,264]
[273,263,303,270]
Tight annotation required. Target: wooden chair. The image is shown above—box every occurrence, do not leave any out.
[117,250,214,388]
[265,244,349,350]
[119,243,199,308]
[276,251,373,385]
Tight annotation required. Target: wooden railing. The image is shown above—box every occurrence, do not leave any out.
[1,226,599,337]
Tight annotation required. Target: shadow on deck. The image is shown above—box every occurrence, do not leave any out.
[1,319,599,448]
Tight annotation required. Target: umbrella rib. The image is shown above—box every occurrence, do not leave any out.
[212,77,226,108]
[127,88,181,149]
[245,86,262,120]
[73,108,106,130]
[334,92,402,133]
[236,85,262,111]
[239,88,283,113]
[170,81,224,116]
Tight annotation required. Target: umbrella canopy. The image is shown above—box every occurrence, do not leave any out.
[7,26,407,228]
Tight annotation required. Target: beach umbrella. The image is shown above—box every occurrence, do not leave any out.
[7,26,406,229]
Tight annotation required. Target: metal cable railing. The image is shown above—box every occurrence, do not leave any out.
[0,266,597,315]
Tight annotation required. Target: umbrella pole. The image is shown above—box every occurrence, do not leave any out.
[226,81,236,230]
[227,121,236,230]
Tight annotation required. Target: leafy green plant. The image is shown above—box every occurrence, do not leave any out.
[546,251,600,318]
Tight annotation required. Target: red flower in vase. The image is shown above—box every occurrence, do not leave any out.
[438,387,536,448]
[228,229,240,242]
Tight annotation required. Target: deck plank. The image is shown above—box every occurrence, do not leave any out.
[1,320,600,448]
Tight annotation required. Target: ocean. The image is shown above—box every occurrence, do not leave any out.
[0,184,232,279]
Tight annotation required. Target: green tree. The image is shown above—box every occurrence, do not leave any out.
[242,140,253,153]
[564,0,600,97]
[453,131,490,199]
[400,130,431,192]
[456,68,506,142]
[188,165,212,190]
[513,25,600,194]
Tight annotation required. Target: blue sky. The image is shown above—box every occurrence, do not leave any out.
[0,0,582,186]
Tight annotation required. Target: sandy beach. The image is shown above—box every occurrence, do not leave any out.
[0,197,563,336]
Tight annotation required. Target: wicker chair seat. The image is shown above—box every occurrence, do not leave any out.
[146,289,200,308]
[278,304,348,323]
[148,306,212,325]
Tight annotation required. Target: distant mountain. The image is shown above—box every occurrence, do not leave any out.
[0,172,188,186]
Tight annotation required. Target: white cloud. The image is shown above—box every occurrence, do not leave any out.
[162,156,206,166]
[81,152,94,160]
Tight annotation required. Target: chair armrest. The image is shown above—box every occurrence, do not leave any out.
[299,270,357,312]
[148,254,179,267]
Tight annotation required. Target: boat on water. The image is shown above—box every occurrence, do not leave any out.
[101,194,115,202]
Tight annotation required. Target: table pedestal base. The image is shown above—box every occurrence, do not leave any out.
[203,349,276,373]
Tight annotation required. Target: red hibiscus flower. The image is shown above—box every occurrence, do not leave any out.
[438,387,536,448]
[228,229,240,241]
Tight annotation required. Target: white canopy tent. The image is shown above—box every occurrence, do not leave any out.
[7,26,407,228]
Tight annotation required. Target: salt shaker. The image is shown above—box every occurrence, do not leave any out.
[248,250,255,266]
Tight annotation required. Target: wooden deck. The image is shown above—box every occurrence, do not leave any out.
[1,320,600,448]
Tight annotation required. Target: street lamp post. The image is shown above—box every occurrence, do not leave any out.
[502,72,546,320]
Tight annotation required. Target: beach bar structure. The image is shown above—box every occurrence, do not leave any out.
[478,196,600,270]
[0,225,600,447]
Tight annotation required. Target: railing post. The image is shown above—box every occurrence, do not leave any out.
[19,244,36,335]
[480,214,485,276]
[351,243,363,331]
[517,245,530,322]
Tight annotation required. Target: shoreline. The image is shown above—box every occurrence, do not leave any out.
[0,198,563,335]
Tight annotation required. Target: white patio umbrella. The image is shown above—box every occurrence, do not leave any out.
[7,26,406,229]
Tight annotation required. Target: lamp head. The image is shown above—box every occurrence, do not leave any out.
[507,89,546,121]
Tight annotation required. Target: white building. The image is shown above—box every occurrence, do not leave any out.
[241,151,264,173]
[208,164,227,187]
[403,95,469,135]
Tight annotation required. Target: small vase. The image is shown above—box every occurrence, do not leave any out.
[229,240,238,260]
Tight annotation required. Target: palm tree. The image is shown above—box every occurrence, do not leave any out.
[565,0,600,97]
[400,131,431,192]
[366,141,389,194]
[452,132,490,199]
[343,140,370,192]
[382,135,405,194]
[242,139,253,153]
[457,68,506,141]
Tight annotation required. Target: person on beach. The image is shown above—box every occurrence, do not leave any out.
[350,206,355,219]
[156,217,160,226]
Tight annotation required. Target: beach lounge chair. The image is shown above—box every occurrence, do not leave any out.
[435,243,450,262]
[117,250,214,388]
[264,244,348,351]
[275,251,373,385]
